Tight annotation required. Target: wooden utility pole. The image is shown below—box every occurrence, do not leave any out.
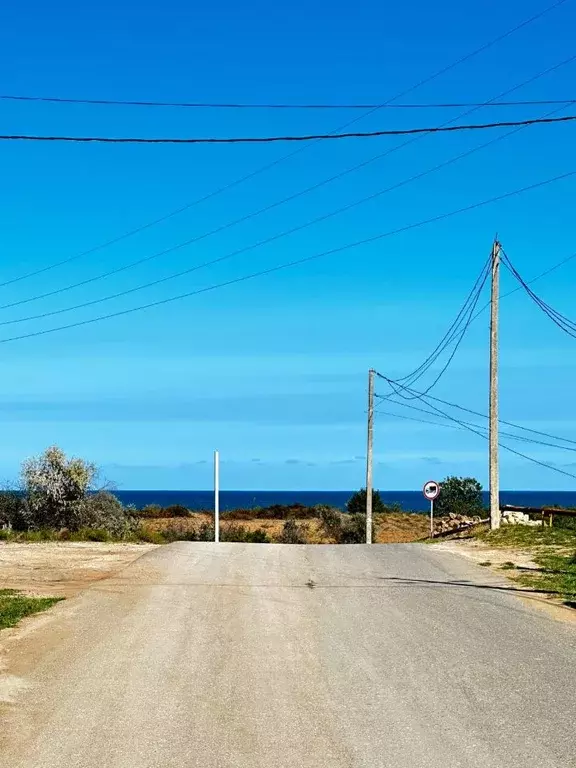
[489,240,501,530]
[366,369,375,544]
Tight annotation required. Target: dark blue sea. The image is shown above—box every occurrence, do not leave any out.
[112,490,576,513]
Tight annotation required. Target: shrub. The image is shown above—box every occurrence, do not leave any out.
[78,491,137,538]
[139,504,164,518]
[163,504,191,518]
[0,491,25,530]
[220,524,270,543]
[222,504,317,521]
[278,518,309,544]
[318,507,372,543]
[137,527,165,544]
[70,528,111,542]
[346,488,386,516]
[433,476,483,518]
[318,506,343,540]
[340,513,369,544]
[20,446,97,531]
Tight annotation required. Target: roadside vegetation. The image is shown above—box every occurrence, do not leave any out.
[0,589,63,630]
[471,516,576,605]
[0,449,431,545]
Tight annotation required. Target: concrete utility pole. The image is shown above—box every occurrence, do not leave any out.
[214,450,220,543]
[366,369,375,544]
[489,240,501,530]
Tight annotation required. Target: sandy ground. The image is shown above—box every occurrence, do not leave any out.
[430,539,541,569]
[431,539,576,624]
[0,542,155,598]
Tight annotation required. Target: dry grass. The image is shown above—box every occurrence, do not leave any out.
[142,512,427,544]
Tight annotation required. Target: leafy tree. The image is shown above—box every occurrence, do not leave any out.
[346,488,386,516]
[433,476,483,517]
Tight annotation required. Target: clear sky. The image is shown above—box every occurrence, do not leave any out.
[0,0,575,491]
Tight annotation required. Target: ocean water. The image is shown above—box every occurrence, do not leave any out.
[112,489,576,513]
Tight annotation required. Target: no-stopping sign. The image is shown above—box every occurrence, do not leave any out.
[423,480,440,501]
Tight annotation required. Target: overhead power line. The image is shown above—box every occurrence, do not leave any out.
[3,113,576,144]
[0,0,571,115]
[0,168,573,345]
[374,378,576,480]
[501,249,576,338]
[4,98,568,317]
[2,9,572,291]
[4,93,576,110]
[375,371,576,446]
[375,397,576,453]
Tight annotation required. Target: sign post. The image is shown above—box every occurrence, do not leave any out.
[423,480,440,538]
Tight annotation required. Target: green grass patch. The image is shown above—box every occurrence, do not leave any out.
[475,525,576,548]
[478,560,492,567]
[516,553,576,603]
[0,589,63,630]
[500,561,516,570]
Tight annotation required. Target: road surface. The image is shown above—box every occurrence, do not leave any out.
[1,542,575,767]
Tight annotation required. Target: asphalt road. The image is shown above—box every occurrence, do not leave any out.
[1,543,575,768]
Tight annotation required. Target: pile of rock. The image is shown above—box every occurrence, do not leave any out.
[433,513,482,535]
[500,509,542,526]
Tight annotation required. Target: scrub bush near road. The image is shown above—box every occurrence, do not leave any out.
[433,476,483,518]
[346,488,387,516]
[278,518,309,544]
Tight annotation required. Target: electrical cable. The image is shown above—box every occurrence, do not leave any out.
[375,377,576,480]
[3,43,574,293]
[375,397,576,452]
[4,66,574,315]
[501,250,576,338]
[375,371,576,446]
[0,171,576,330]
[4,95,576,110]
[4,113,576,144]
[393,257,492,393]
[0,169,573,345]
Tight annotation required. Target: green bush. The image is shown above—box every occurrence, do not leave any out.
[433,476,483,517]
[0,491,25,530]
[137,527,165,544]
[70,528,111,542]
[163,504,191,518]
[278,519,309,544]
[318,507,372,543]
[340,513,369,544]
[139,504,163,518]
[222,504,317,521]
[79,491,138,538]
[346,488,386,516]
[220,524,270,543]
[318,506,343,539]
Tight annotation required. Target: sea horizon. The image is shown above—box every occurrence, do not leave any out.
[111,489,576,513]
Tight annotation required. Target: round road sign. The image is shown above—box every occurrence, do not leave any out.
[423,480,440,501]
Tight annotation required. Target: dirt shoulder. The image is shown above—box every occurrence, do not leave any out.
[0,542,155,598]
[431,539,541,570]
[431,537,576,623]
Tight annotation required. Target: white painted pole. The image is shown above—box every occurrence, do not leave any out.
[214,450,220,543]
[366,369,375,544]
[430,498,434,539]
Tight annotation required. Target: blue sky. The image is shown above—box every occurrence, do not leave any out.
[0,0,575,491]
